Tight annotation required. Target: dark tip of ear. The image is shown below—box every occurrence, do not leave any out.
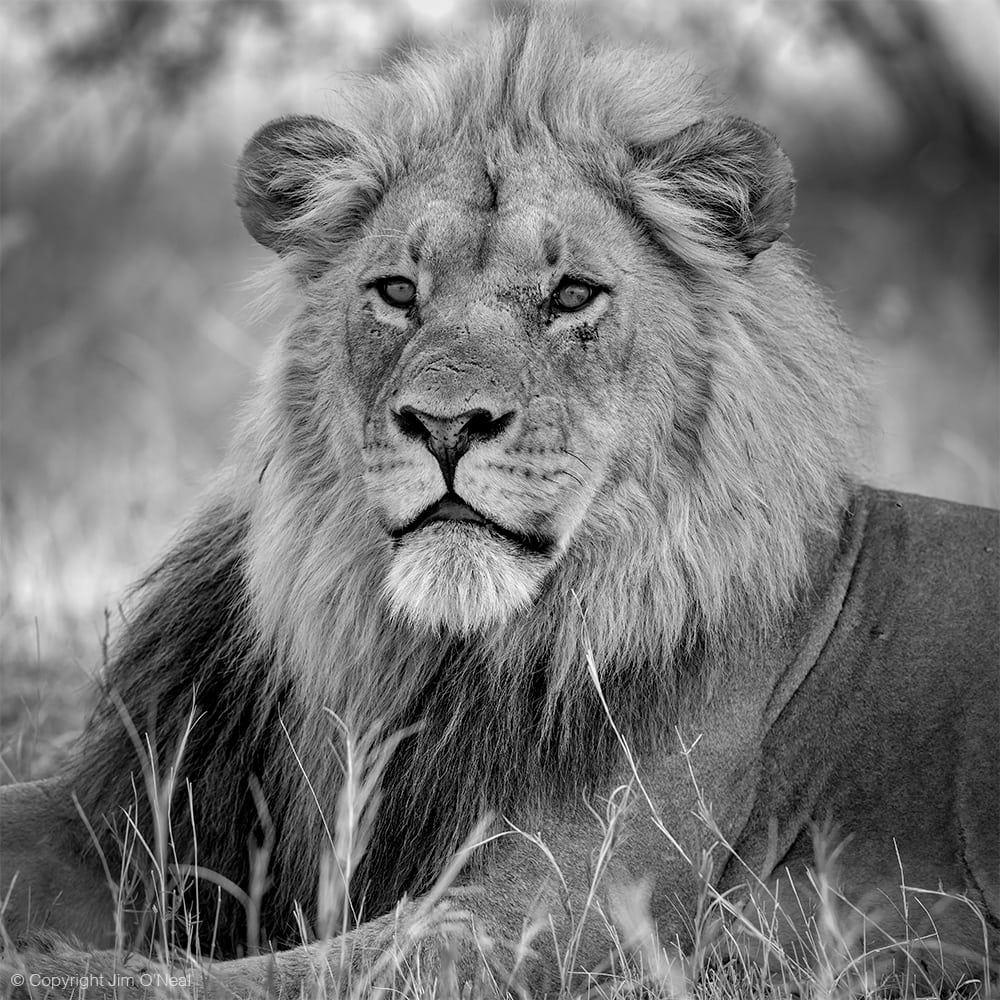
[727,118,796,258]
[235,115,354,253]
[635,115,797,260]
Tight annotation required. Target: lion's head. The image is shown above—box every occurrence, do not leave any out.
[235,14,859,674]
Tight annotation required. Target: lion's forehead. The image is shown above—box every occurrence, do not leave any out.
[365,153,626,288]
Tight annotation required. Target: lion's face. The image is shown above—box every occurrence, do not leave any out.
[330,153,664,632]
[236,50,807,638]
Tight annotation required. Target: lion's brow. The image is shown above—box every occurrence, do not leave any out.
[541,219,563,268]
[406,219,429,264]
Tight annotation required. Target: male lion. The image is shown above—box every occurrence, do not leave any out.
[2,12,997,999]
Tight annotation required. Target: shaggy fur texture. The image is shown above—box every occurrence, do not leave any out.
[71,12,863,953]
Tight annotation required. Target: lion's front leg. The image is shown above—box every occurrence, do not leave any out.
[2,895,523,1000]
[2,945,189,1000]
[195,902,473,999]
[1,941,325,1000]
[196,890,549,999]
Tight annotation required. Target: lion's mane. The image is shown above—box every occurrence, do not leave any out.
[73,13,862,951]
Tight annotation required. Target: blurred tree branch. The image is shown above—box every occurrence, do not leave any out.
[43,0,288,109]
[827,0,998,163]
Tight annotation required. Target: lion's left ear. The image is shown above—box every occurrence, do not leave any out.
[235,115,382,268]
[632,117,796,259]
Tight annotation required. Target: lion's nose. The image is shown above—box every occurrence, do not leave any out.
[393,405,514,487]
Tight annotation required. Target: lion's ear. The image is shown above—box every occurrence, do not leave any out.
[235,115,361,254]
[633,117,796,259]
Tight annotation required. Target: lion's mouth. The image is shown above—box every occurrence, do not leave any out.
[391,492,555,556]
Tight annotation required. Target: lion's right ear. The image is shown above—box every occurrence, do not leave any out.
[631,116,796,261]
[235,115,367,256]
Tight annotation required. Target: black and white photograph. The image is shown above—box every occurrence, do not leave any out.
[2,2,997,997]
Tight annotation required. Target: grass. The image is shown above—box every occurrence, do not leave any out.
[2,641,994,1000]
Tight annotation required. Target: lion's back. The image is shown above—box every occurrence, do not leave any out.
[737,486,999,959]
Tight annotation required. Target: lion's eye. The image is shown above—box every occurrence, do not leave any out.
[376,277,417,308]
[551,278,596,312]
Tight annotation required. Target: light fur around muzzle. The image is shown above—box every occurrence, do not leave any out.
[385,522,549,633]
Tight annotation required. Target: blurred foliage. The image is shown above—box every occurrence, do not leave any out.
[44,0,288,107]
[1,0,997,777]
[828,0,998,162]
[6,0,998,155]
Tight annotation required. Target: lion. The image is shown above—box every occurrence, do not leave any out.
[2,11,997,998]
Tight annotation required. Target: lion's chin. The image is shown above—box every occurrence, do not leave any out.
[384,523,549,634]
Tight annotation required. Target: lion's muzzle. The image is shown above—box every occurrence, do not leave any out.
[392,403,516,489]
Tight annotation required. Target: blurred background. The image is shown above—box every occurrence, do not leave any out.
[2,0,997,779]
